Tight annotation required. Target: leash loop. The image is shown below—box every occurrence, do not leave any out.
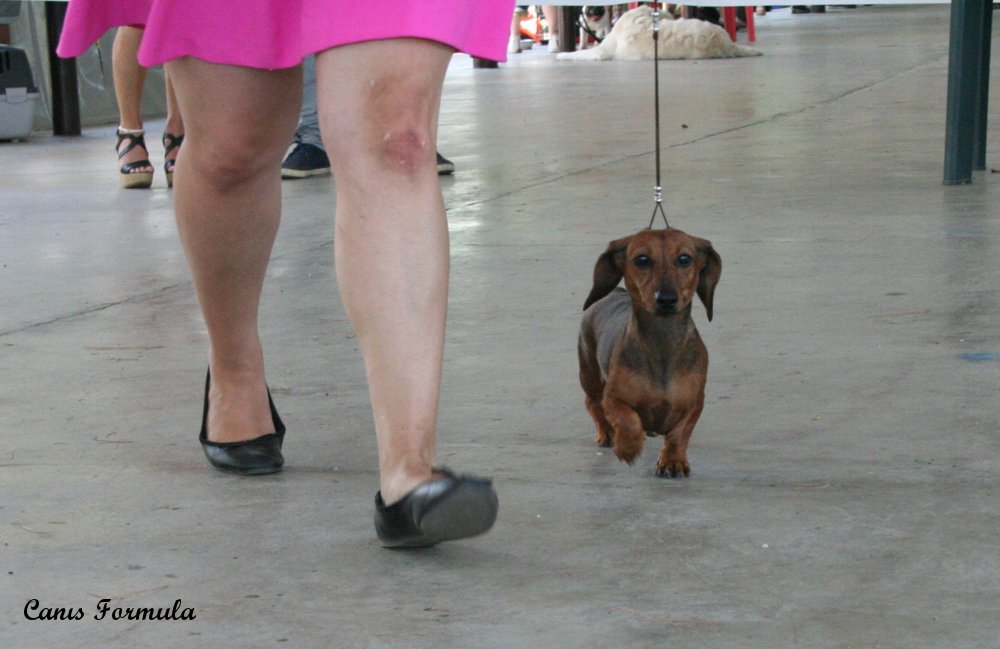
[648,7,669,230]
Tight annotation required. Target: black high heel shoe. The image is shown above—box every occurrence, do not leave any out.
[198,369,286,475]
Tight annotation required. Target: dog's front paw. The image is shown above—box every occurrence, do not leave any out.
[655,459,691,479]
[613,435,644,465]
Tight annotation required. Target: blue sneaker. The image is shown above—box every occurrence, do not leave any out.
[281,141,331,179]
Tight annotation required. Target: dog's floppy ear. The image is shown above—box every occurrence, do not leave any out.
[694,238,721,321]
[583,236,631,310]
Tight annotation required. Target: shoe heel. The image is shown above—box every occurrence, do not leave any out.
[120,170,154,189]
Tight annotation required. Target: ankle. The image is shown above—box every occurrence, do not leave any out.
[207,362,267,397]
[118,124,144,134]
[205,363,274,443]
[379,463,437,505]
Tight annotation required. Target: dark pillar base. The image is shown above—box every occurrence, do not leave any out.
[44,1,80,136]
[944,0,990,185]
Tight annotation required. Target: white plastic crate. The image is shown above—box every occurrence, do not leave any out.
[0,45,38,140]
[0,87,37,140]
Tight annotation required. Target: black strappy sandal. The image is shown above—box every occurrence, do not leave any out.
[163,132,184,188]
[116,128,154,189]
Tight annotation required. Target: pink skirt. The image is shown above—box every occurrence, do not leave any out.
[57,0,514,68]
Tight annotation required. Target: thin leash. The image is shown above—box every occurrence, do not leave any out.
[648,7,669,230]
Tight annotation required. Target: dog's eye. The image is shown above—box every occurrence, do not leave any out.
[677,254,694,268]
[633,255,652,269]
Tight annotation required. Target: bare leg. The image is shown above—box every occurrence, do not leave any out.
[509,8,523,53]
[112,27,152,174]
[543,5,560,52]
[316,39,452,504]
[165,57,302,443]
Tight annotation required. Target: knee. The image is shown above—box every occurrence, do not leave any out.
[324,79,439,178]
[188,131,283,191]
[376,126,434,177]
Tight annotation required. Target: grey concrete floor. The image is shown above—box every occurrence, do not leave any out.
[2,6,999,648]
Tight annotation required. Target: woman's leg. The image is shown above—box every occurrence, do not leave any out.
[509,8,524,54]
[165,57,302,443]
[543,5,560,52]
[112,26,152,173]
[316,39,453,505]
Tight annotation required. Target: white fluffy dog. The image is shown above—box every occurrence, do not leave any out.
[557,5,761,61]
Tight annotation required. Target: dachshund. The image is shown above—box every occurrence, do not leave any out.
[578,228,721,477]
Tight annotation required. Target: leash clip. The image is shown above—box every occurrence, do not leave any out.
[649,194,669,230]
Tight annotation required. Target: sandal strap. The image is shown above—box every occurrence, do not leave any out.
[163,132,184,175]
[116,128,148,161]
[120,159,153,174]
[162,132,185,156]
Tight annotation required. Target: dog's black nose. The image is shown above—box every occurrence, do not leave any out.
[655,289,678,312]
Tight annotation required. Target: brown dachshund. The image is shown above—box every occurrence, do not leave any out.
[578,228,721,477]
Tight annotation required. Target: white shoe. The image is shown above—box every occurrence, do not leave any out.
[548,34,560,53]
[508,35,522,54]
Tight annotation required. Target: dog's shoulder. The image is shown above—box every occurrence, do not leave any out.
[583,287,630,314]
[582,287,631,345]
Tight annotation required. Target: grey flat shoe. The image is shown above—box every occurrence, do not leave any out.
[374,468,498,548]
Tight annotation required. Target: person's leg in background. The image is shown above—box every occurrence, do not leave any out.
[543,5,560,53]
[162,71,186,187]
[509,6,525,54]
[281,54,331,179]
[113,26,155,188]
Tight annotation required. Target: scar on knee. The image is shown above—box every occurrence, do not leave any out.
[379,129,432,176]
